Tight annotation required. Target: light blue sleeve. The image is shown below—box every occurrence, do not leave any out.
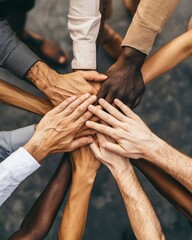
[0,125,35,161]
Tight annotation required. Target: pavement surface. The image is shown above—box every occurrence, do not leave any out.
[0,0,192,239]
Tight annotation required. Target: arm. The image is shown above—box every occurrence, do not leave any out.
[0,95,97,206]
[9,153,71,240]
[58,146,100,240]
[0,16,107,106]
[142,30,192,84]
[90,133,165,240]
[97,0,178,107]
[132,159,192,221]
[0,79,53,115]
[86,99,192,192]
[0,125,35,160]
[25,62,106,106]
[0,147,40,206]
[0,20,39,78]
[68,0,101,70]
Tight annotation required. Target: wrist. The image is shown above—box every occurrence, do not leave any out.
[120,47,146,67]
[24,138,48,163]
[25,61,57,94]
[72,170,97,187]
[143,134,166,162]
[110,159,132,179]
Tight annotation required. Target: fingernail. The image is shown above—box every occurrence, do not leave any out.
[88,105,94,110]
[91,95,97,100]
[86,121,91,125]
[101,74,108,79]
[85,93,90,98]
[102,143,106,148]
[71,95,77,100]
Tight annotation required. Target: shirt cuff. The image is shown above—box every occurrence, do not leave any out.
[3,40,40,79]
[72,41,96,70]
[121,19,159,55]
[1,147,40,182]
[11,125,35,152]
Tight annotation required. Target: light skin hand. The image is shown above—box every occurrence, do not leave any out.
[25,61,107,106]
[87,98,192,191]
[97,47,146,108]
[90,133,165,240]
[24,93,97,162]
[86,98,156,159]
[89,131,128,174]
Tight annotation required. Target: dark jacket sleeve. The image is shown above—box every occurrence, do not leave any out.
[0,20,40,78]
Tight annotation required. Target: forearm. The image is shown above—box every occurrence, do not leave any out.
[0,79,53,115]
[122,0,178,54]
[9,154,71,240]
[146,135,192,191]
[132,159,192,221]
[58,171,96,240]
[0,20,39,78]
[68,0,101,69]
[110,160,164,240]
[143,30,192,84]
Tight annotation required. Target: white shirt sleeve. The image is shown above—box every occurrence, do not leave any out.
[68,0,101,70]
[0,147,40,206]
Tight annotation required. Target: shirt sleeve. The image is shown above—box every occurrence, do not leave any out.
[0,20,40,78]
[0,147,40,206]
[0,125,35,161]
[68,0,101,70]
[122,0,178,54]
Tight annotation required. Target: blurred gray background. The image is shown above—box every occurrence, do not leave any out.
[0,0,192,239]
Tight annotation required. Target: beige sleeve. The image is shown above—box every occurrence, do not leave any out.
[122,0,178,54]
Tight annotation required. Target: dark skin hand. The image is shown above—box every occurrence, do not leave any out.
[97,47,146,108]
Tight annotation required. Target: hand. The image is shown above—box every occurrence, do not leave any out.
[25,61,107,106]
[24,93,97,161]
[97,47,146,108]
[90,133,128,174]
[71,145,101,180]
[86,98,157,159]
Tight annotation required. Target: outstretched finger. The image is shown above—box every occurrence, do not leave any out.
[71,95,97,121]
[70,137,94,151]
[102,142,126,157]
[83,71,108,82]
[99,98,127,122]
[63,93,91,116]
[51,96,77,114]
[86,121,116,138]
[89,141,101,160]
[75,129,96,139]
[88,104,120,127]
[114,99,137,119]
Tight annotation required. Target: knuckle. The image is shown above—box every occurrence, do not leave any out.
[76,106,84,115]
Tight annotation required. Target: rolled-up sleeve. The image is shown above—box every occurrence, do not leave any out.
[0,147,40,206]
[0,125,35,161]
[68,0,101,70]
[0,20,40,78]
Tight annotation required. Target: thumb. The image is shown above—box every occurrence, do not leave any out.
[83,71,108,82]
[70,137,94,150]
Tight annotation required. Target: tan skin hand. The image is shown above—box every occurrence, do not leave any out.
[24,93,97,162]
[71,145,101,179]
[26,61,107,106]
